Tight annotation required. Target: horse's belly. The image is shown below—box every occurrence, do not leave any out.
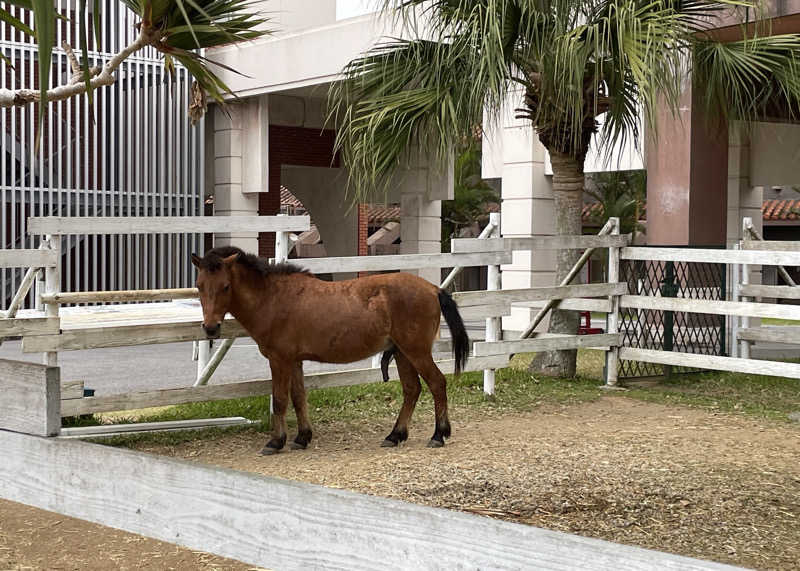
[298,329,389,364]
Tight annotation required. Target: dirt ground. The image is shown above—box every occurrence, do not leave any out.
[0,499,264,570]
[2,397,798,570]
[128,396,800,571]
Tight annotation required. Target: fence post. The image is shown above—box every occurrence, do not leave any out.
[484,212,501,396]
[604,218,621,387]
[42,235,61,368]
[730,243,741,359]
[740,220,751,360]
[196,340,211,382]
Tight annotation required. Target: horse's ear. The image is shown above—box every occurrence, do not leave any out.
[191,253,202,268]
[222,252,240,266]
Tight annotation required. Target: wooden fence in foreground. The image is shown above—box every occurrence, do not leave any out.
[0,430,740,570]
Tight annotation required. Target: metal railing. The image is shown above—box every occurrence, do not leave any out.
[0,1,203,311]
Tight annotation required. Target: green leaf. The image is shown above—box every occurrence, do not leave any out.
[0,7,34,36]
[79,0,94,111]
[32,0,56,152]
[93,0,101,49]
[173,0,201,48]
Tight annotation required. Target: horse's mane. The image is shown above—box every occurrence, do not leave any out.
[198,246,314,278]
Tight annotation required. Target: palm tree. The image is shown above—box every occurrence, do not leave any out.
[442,140,499,253]
[586,170,646,241]
[0,0,267,130]
[330,1,800,377]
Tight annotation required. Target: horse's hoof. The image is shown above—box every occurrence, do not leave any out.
[290,441,307,450]
[381,439,398,447]
[260,446,280,456]
[427,439,444,448]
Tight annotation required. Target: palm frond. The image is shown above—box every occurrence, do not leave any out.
[331,1,524,201]
[694,34,800,123]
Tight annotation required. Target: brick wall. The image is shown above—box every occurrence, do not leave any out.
[258,125,340,257]
[357,203,368,256]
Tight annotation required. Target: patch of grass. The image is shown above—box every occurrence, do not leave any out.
[624,370,800,422]
[761,317,800,326]
[80,348,800,448]
[92,353,606,447]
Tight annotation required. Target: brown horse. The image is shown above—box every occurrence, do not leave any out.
[191,246,469,455]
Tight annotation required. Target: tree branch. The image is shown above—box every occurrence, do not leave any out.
[0,29,153,108]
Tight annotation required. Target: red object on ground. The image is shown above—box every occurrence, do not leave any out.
[578,311,604,335]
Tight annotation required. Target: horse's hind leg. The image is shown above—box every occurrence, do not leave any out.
[381,351,421,447]
[406,353,451,448]
[289,362,313,450]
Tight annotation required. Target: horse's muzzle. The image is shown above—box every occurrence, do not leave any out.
[203,323,221,339]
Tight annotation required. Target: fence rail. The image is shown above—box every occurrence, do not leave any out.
[28,216,310,235]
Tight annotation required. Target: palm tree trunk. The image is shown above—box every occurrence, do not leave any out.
[529,150,584,378]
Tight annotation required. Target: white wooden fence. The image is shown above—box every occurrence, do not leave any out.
[5,213,800,434]
[618,217,800,379]
[0,214,629,433]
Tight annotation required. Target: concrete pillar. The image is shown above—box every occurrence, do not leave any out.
[400,193,442,284]
[212,95,268,252]
[395,152,451,285]
[727,123,763,247]
[727,124,761,336]
[647,80,728,246]
[497,97,555,335]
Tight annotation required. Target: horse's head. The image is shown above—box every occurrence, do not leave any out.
[191,250,240,339]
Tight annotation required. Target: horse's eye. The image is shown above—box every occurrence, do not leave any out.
[223,284,230,292]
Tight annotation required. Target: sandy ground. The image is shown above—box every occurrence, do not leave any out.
[134,397,800,571]
[2,397,798,570]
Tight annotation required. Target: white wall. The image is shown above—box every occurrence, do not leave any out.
[210,14,398,98]
[749,122,800,187]
[260,0,337,34]
[483,111,644,179]
[337,0,379,20]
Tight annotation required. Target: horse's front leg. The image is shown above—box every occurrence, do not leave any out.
[262,359,291,455]
[289,361,313,450]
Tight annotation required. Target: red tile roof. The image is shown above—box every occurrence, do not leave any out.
[281,186,400,223]
[762,199,800,221]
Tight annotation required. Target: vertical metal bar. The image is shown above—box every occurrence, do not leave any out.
[126,45,132,294]
[181,70,189,286]
[166,60,174,288]
[65,0,72,298]
[604,217,621,387]
[134,42,141,292]
[10,7,17,301]
[1,7,7,309]
[159,61,166,286]
[83,17,90,299]
[483,212,501,396]
[149,54,157,289]
[99,1,107,292]
[111,0,119,292]
[198,114,205,256]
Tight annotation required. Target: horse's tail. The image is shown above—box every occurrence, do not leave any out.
[438,289,469,376]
